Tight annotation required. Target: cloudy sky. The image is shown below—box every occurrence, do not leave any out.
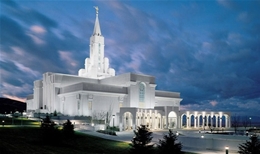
[1,0,260,119]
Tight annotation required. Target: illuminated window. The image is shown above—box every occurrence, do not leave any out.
[99,43,101,53]
[139,82,145,102]
[88,102,92,110]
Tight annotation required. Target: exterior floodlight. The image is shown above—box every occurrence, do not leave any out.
[91,123,94,126]
[176,132,179,136]
[201,135,204,138]
[225,146,229,154]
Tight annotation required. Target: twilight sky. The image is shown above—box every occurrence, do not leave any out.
[1,0,260,118]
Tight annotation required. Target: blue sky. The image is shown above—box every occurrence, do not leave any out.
[1,0,260,120]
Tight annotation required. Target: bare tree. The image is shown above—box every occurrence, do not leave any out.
[232,115,240,134]
[92,110,106,124]
[105,104,113,126]
[208,123,215,133]
[242,116,250,131]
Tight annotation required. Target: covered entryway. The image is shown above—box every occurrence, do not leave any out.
[123,112,133,130]
[168,111,177,129]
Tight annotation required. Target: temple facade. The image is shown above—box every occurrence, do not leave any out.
[26,7,230,131]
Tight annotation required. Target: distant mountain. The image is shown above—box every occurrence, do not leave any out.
[0,98,26,114]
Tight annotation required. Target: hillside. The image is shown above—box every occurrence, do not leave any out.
[0,98,26,114]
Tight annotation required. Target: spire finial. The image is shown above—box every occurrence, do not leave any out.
[94,6,98,14]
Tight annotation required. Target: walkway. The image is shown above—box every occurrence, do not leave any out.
[75,128,238,154]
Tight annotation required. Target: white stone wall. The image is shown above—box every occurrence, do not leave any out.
[155,98,180,107]
[33,80,43,109]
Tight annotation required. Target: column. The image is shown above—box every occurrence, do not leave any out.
[224,116,227,128]
[202,117,205,128]
[180,116,183,128]
[228,116,231,128]
[210,117,213,127]
[220,117,222,128]
[186,116,189,128]
[206,115,209,127]
[194,116,197,128]
[119,114,123,131]
[215,115,218,128]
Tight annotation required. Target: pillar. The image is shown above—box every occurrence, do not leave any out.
[215,115,218,128]
[194,116,197,128]
[186,116,189,128]
[210,117,213,127]
[202,116,205,128]
[180,115,183,128]
[206,115,209,127]
[119,115,123,131]
[220,117,222,128]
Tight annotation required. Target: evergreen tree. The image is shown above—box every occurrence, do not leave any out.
[130,125,153,153]
[62,119,74,136]
[41,115,55,128]
[238,135,260,154]
[157,129,182,154]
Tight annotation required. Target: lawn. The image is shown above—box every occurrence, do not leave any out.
[0,127,130,154]
[0,116,41,126]
[0,123,196,154]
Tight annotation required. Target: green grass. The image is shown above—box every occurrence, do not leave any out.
[0,117,41,126]
[0,126,197,154]
[0,127,130,154]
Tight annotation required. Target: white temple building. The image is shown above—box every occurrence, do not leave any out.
[26,7,230,130]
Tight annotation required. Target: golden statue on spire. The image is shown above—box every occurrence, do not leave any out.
[94,6,98,14]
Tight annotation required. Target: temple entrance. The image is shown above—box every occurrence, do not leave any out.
[168,111,177,129]
[123,112,133,130]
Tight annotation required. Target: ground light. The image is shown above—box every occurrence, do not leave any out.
[201,135,204,138]
[225,146,229,154]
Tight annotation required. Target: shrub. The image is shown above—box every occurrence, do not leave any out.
[41,115,56,129]
[130,125,153,153]
[97,129,117,136]
[40,115,60,144]
[62,119,74,136]
[106,126,120,131]
[238,135,260,154]
[157,129,182,154]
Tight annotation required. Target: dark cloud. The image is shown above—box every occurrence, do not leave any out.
[100,1,260,112]
[0,1,90,97]
[1,0,260,118]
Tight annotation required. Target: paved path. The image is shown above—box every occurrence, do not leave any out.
[75,128,238,154]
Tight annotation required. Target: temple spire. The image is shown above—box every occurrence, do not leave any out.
[93,6,101,36]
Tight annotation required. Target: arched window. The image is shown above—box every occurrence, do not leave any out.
[139,82,145,102]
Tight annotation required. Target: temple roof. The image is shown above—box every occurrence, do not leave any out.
[93,10,101,36]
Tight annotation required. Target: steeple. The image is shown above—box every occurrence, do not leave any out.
[78,6,115,79]
[93,6,101,36]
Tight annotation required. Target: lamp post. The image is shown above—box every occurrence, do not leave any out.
[11,111,13,125]
[21,112,23,126]
[225,146,229,154]
[112,115,115,127]
[249,117,252,128]
[2,120,4,127]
